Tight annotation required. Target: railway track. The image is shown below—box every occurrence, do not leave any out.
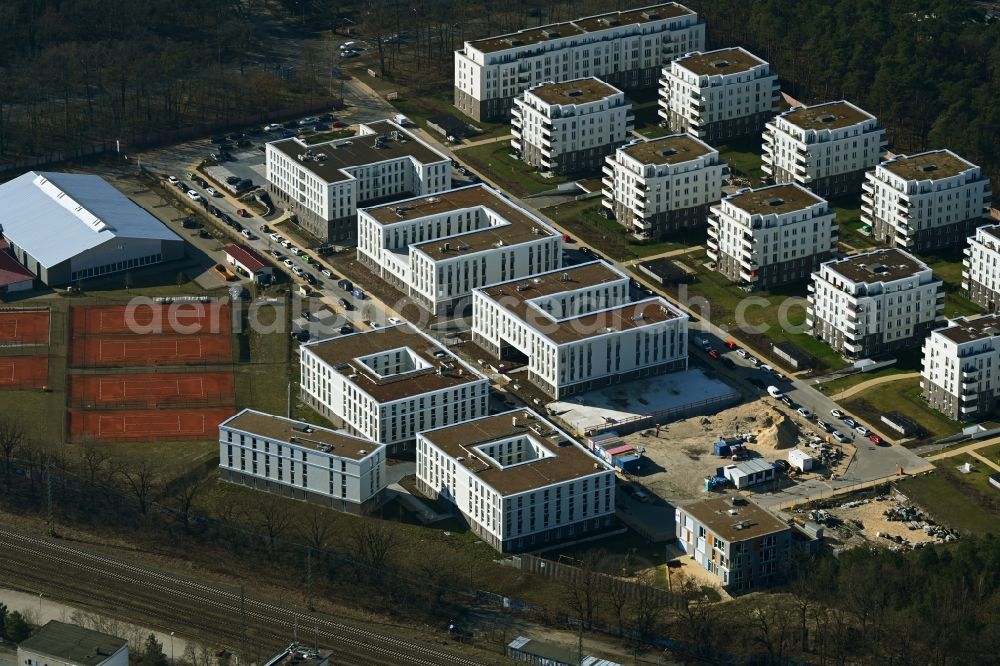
[0,527,492,666]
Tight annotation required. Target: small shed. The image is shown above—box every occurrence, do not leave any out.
[638,258,694,286]
[225,244,273,284]
[723,458,775,489]
[772,341,813,371]
[788,448,815,472]
[0,250,35,293]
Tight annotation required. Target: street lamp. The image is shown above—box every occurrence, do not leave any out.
[38,592,43,618]
[169,632,175,664]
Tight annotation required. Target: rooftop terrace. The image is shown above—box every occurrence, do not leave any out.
[881,150,977,181]
[823,248,932,284]
[620,133,716,165]
[780,101,874,131]
[727,184,824,216]
[676,47,766,77]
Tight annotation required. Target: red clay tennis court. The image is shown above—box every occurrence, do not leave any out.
[0,310,50,345]
[0,355,49,389]
[70,372,234,406]
[72,303,230,337]
[69,407,233,442]
[70,334,232,367]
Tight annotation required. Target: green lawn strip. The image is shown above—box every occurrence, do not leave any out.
[717,136,766,186]
[105,440,217,478]
[635,126,675,139]
[455,141,566,197]
[897,469,1000,535]
[842,377,962,442]
[828,194,878,252]
[389,91,509,140]
[974,441,1000,467]
[817,348,924,395]
[924,252,984,319]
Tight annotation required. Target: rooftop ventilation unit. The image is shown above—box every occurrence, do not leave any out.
[566,89,583,98]
[920,164,939,173]
[818,114,838,123]
[765,197,785,207]
[543,30,560,39]
[559,272,571,281]
[660,148,678,158]
[602,17,621,26]
[516,283,530,291]
[506,38,524,46]
[711,60,731,69]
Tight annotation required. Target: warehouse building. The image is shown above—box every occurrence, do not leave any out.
[357,185,562,316]
[416,409,616,552]
[454,3,704,121]
[472,261,689,399]
[0,171,184,286]
[219,409,386,513]
[18,621,128,666]
[299,323,489,453]
[266,120,451,243]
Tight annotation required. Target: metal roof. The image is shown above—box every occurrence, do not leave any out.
[18,621,127,666]
[0,171,181,268]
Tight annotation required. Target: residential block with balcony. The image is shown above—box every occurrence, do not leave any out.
[706,183,836,290]
[761,100,885,197]
[601,133,725,239]
[807,248,944,359]
[861,149,992,253]
[922,314,1000,421]
[962,224,1000,311]
[454,3,704,121]
[659,47,779,145]
[511,78,633,176]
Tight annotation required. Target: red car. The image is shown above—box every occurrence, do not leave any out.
[236,208,251,218]
[868,433,885,445]
[726,340,738,350]
[332,120,346,128]
[708,349,721,360]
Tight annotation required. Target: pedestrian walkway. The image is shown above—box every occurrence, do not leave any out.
[460,134,512,148]
[625,245,703,265]
[829,371,920,401]
[925,437,1000,473]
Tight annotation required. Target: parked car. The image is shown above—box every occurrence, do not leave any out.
[736,349,749,359]
[304,273,317,285]
[351,288,366,300]
[855,425,870,436]
[868,433,885,445]
[241,229,255,240]
[236,209,251,218]
[283,259,295,268]
[269,232,282,241]
[816,419,833,433]
[726,340,738,349]
[368,321,381,329]
[767,385,783,398]
[339,324,354,335]
[708,349,721,360]
[291,266,305,277]
[773,459,791,473]
[331,120,346,128]
[264,123,282,132]
[268,250,282,259]
[338,298,353,311]
[843,417,857,428]
[299,116,319,125]
[167,175,179,184]
[338,279,354,291]
[290,247,300,255]
[387,317,402,325]
[796,407,813,419]
[198,229,212,239]
[206,187,220,197]
[830,408,844,419]
[780,395,794,408]
[181,218,200,229]
[833,431,851,444]
[226,175,241,185]
[259,224,271,233]
[320,268,333,278]
[186,190,201,201]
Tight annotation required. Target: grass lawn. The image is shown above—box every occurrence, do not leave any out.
[897,469,1000,535]
[842,377,963,443]
[540,199,702,261]
[77,261,223,299]
[389,91,510,140]
[718,136,766,186]
[925,251,984,319]
[99,440,217,477]
[817,348,924,396]
[974,441,1000,467]
[234,300,293,414]
[455,141,568,197]
[829,194,877,252]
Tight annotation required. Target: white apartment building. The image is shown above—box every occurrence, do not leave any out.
[511,78,633,175]
[707,183,836,289]
[299,323,490,453]
[265,120,451,242]
[962,224,1000,310]
[659,47,779,144]
[762,100,886,197]
[472,261,689,398]
[602,133,725,239]
[454,3,704,121]
[218,409,386,514]
[922,314,1000,421]
[862,149,992,252]
[807,248,944,359]
[357,184,562,316]
[416,409,616,552]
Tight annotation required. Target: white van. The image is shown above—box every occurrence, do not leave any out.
[767,385,783,398]
[340,41,356,51]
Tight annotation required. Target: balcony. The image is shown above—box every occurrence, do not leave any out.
[707,226,719,239]
[862,181,874,195]
[510,138,522,151]
[961,280,969,291]
[843,341,863,354]
[761,153,773,165]
[962,369,979,381]
[706,246,719,260]
[861,203,873,217]
[960,404,979,415]
[602,164,614,178]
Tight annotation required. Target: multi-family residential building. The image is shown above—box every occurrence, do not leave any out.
[472,261,689,398]
[416,409,616,552]
[18,622,128,666]
[454,3,704,121]
[299,324,489,453]
[862,149,992,252]
[357,185,562,316]
[963,224,1000,310]
[218,409,387,514]
[659,47,779,144]
[511,78,633,175]
[761,100,886,197]
[707,183,837,289]
[807,248,945,359]
[922,314,1000,421]
[675,495,791,594]
[602,133,725,239]
[265,120,451,242]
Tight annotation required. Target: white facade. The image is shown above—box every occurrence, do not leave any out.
[357,185,562,316]
[416,409,616,552]
[218,408,386,512]
[454,3,704,121]
[472,261,689,398]
[707,183,836,289]
[807,248,944,359]
[962,224,1000,310]
[265,120,451,241]
[922,314,1000,420]
[602,133,725,239]
[861,149,991,252]
[658,47,779,143]
[762,100,885,196]
[511,78,633,174]
[299,323,490,452]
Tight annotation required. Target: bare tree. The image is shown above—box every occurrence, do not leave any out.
[747,600,795,665]
[302,508,338,554]
[172,475,206,530]
[627,569,669,638]
[563,550,604,629]
[351,520,399,572]
[121,460,159,516]
[604,575,630,636]
[0,415,25,476]
[253,494,293,558]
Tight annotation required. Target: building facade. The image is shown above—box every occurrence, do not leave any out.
[761,100,885,197]
[299,324,490,453]
[416,409,616,552]
[807,248,944,359]
[454,3,704,121]
[511,78,633,175]
[472,261,689,398]
[676,496,792,594]
[707,183,836,289]
[218,409,386,514]
[357,185,562,316]
[659,47,779,145]
[265,120,451,243]
[862,149,992,252]
[602,133,725,239]
[963,224,1000,311]
[921,315,1000,421]
[18,622,128,666]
